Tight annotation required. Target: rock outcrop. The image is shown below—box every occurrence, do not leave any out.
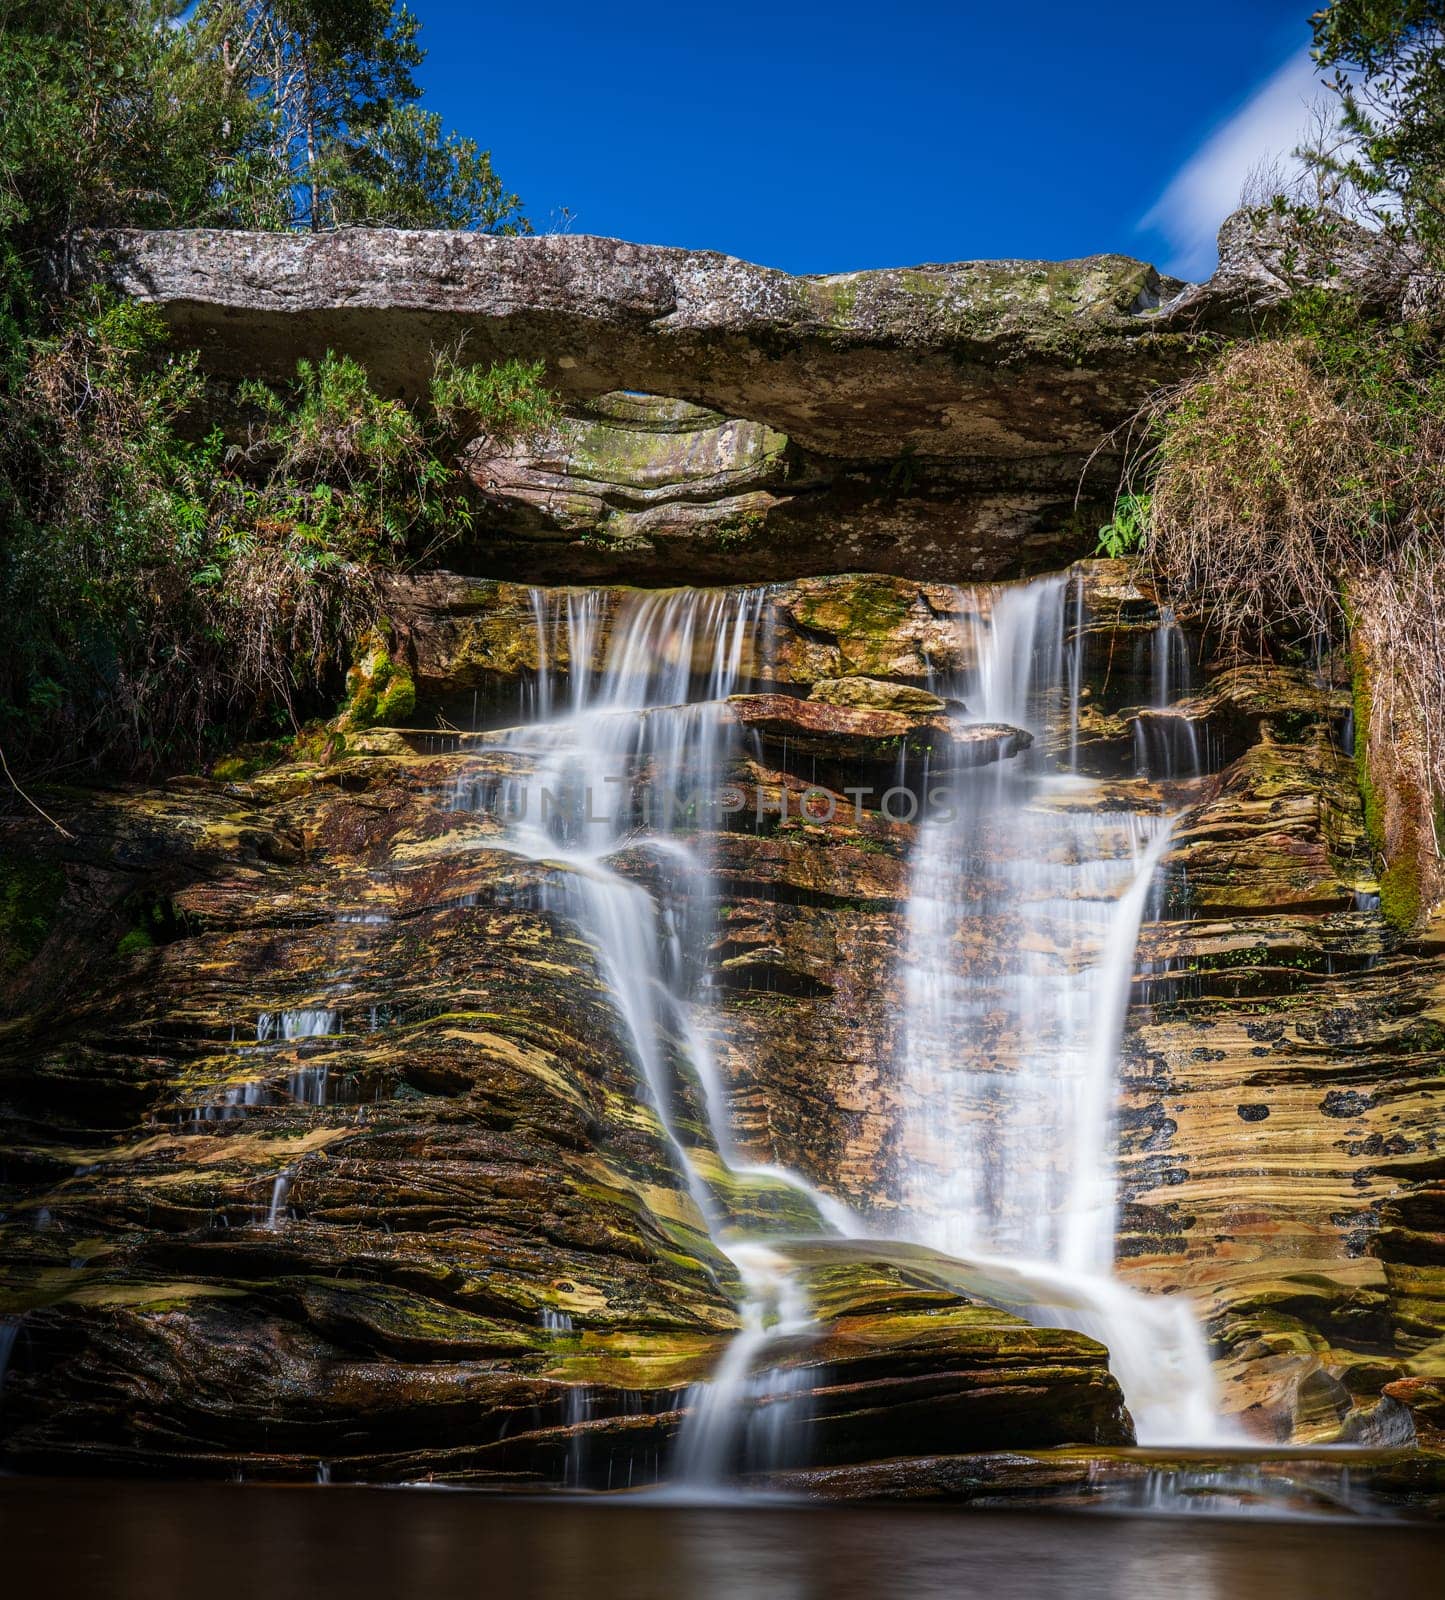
[73,227,1190,461]
[4,560,1439,1480]
[0,605,1126,1480]
[71,211,1416,586]
[68,214,1398,583]
[6,201,1443,1489]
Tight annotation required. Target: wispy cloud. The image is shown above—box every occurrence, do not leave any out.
[1142,45,1331,280]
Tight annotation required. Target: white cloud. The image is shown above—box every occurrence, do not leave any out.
[1141,45,1331,279]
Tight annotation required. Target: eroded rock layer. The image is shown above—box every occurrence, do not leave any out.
[68,212,1413,584]
[0,560,1441,1484]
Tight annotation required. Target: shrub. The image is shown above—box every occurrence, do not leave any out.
[0,306,558,774]
[1112,274,1445,926]
[429,352,558,446]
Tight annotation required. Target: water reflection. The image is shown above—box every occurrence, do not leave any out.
[1,1483,1438,1600]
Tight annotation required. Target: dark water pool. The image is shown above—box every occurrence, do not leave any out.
[1,1481,1440,1600]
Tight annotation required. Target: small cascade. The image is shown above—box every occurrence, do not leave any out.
[256,1009,340,1043]
[452,586,826,1487]
[205,1080,269,1121]
[562,1384,591,1489]
[675,1242,814,1485]
[266,1170,293,1230]
[1133,606,1204,780]
[255,1010,337,1109]
[893,575,1227,1444]
[287,1066,328,1107]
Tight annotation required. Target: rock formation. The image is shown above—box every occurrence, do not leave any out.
[1,216,1441,1502]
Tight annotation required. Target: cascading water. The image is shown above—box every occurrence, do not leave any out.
[257,1008,339,1108]
[1132,605,1205,780]
[451,573,1227,1487]
[892,576,1226,1444]
[452,585,828,1485]
[674,1241,815,1485]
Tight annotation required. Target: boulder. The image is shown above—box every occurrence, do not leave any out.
[725,693,1029,781]
[808,677,948,713]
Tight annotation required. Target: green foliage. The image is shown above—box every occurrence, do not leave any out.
[188,1,530,232]
[885,444,919,496]
[1094,493,1150,559]
[0,2,244,248]
[711,511,767,550]
[1310,1,1445,266]
[0,855,65,971]
[0,0,544,777]
[237,350,469,561]
[429,353,559,444]
[0,293,221,762]
[0,300,557,769]
[331,106,529,233]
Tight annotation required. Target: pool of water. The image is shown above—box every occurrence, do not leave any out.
[1,1481,1440,1600]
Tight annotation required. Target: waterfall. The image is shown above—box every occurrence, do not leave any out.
[266,1170,293,1230]
[453,574,1226,1486]
[1133,605,1204,780]
[453,586,823,1485]
[674,1242,814,1486]
[892,575,1226,1444]
[256,1009,337,1110]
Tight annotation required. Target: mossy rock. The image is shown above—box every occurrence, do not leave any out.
[808,677,946,713]
[337,630,417,731]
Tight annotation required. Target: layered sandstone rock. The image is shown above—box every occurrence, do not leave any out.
[0,679,1123,1481]
[67,214,1403,583]
[1,558,1441,1478]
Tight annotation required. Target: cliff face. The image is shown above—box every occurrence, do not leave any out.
[1,219,1441,1489]
[0,599,1131,1481]
[49,218,1252,585]
[68,209,1414,588]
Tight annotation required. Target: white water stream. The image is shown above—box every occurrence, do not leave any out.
[453,574,1226,1485]
[892,577,1224,1444]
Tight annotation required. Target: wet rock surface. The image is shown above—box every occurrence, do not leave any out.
[1,558,1441,1483]
[0,648,1121,1481]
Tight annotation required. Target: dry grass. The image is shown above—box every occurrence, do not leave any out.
[214,547,380,727]
[1124,339,1394,655]
[1110,329,1445,917]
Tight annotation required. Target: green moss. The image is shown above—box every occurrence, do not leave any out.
[115,927,155,957]
[291,723,347,764]
[374,663,416,722]
[827,277,860,323]
[1352,641,1386,853]
[1379,858,1422,933]
[0,856,65,972]
[210,754,256,782]
[337,637,416,730]
[710,510,767,550]
[790,576,912,646]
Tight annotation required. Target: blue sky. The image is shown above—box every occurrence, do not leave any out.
[416,2,1327,279]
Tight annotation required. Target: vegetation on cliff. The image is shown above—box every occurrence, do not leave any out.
[1106,2,1445,927]
[0,1,552,775]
